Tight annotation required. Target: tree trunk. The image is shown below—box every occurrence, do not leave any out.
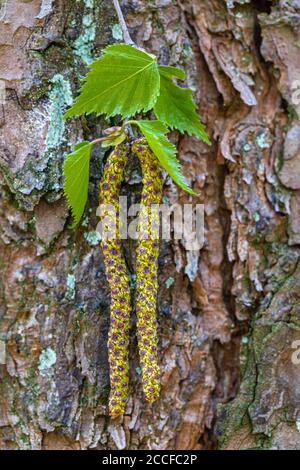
[0,0,299,450]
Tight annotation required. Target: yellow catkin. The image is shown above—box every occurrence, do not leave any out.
[132,140,163,402]
[99,144,131,417]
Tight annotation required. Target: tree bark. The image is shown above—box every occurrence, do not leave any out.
[0,0,300,450]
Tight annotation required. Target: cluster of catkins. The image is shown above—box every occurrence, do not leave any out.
[99,140,163,417]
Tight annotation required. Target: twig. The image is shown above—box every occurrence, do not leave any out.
[112,1,136,138]
[112,1,136,137]
[112,0,135,46]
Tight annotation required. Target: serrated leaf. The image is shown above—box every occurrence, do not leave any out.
[64,44,160,119]
[154,73,211,144]
[63,141,92,228]
[132,120,196,195]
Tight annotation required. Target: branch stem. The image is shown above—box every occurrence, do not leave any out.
[112,0,135,46]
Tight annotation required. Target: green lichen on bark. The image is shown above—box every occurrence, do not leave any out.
[74,0,97,65]
[45,75,73,153]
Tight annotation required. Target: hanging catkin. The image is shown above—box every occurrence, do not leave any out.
[133,140,163,402]
[99,144,131,417]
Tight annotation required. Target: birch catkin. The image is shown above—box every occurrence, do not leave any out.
[133,140,163,402]
[99,145,131,417]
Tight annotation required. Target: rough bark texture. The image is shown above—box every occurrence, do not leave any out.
[0,0,300,450]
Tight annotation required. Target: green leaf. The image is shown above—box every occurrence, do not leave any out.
[101,129,127,148]
[64,44,160,119]
[154,72,211,144]
[159,65,186,80]
[63,141,92,228]
[132,120,196,195]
